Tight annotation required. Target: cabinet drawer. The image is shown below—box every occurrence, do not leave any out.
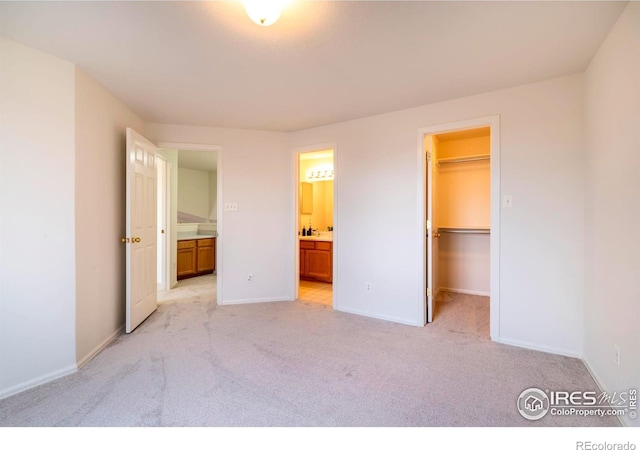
[316,241,332,251]
[300,240,315,249]
[197,238,214,247]
[177,240,196,249]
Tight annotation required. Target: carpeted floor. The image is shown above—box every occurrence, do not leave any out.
[0,280,619,427]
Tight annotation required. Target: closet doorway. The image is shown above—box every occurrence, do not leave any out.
[420,116,500,340]
[295,148,335,308]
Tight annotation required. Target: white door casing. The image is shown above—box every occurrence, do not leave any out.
[126,128,158,333]
[156,155,169,291]
[426,137,435,323]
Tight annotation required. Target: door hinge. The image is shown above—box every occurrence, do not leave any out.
[426,220,431,230]
[427,288,432,296]
[427,152,432,162]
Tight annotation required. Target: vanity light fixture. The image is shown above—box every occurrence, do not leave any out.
[243,0,290,26]
[307,168,334,180]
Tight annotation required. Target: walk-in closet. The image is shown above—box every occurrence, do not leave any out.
[428,127,491,337]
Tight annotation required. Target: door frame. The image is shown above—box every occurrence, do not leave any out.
[292,142,338,308]
[157,141,222,304]
[156,153,171,292]
[417,115,501,341]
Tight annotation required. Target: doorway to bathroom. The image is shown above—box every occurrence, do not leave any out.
[295,147,335,307]
[155,143,221,305]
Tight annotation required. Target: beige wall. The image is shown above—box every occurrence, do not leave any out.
[208,170,217,222]
[291,74,586,354]
[146,124,291,304]
[583,2,639,427]
[74,68,145,367]
[0,38,77,398]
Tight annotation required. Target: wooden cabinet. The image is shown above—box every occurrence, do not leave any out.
[196,238,215,273]
[177,238,216,280]
[177,240,197,278]
[300,240,332,283]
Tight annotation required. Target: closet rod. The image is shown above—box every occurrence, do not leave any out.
[438,227,490,234]
[437,154,490,165]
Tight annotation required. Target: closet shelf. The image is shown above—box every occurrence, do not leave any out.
[436,154,490,166]
[438,227,490,234]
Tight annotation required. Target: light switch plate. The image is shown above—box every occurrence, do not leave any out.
[224,202,238,212]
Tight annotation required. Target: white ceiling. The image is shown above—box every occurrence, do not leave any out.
[0,1,627,132]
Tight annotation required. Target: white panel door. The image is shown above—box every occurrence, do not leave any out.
[126,128,158,333]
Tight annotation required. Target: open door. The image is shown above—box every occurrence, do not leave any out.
[425,135,439,323]
[125,128,158,333]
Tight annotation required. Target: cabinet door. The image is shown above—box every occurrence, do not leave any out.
[177,247,197,278]
[306,249,332,282]
[197,245,214,273]
[300,249,306,276]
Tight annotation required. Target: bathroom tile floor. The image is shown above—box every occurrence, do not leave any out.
[298,280,333,306]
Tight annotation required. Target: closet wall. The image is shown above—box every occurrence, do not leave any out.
[435,130,491,296]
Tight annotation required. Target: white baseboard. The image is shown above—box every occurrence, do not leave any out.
[218,296,293,305]
[496,336,582,359]
[0,363,77,401]
[77,325,124,370]
[582,356,635,427]
[438,287,490,297]
[334,306,421,327]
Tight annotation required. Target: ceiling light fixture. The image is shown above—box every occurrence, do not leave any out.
[243,0,289,27]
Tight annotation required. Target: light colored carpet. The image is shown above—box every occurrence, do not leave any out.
[157,273,216,303]
[0,283,619,427]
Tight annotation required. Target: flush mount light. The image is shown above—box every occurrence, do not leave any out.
[243,0,289,26]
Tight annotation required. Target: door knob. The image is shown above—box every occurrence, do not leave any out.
[133,237,141,243]
[121,237,130,243]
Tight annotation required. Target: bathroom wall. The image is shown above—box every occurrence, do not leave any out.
[299,156,334,232]
[178,167,211,222]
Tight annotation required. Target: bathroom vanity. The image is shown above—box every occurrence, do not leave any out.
[177,235,216,280]
[299,235,332,283]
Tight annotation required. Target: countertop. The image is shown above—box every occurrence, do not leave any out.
[300,235,333,242]
[177,234,216,241]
